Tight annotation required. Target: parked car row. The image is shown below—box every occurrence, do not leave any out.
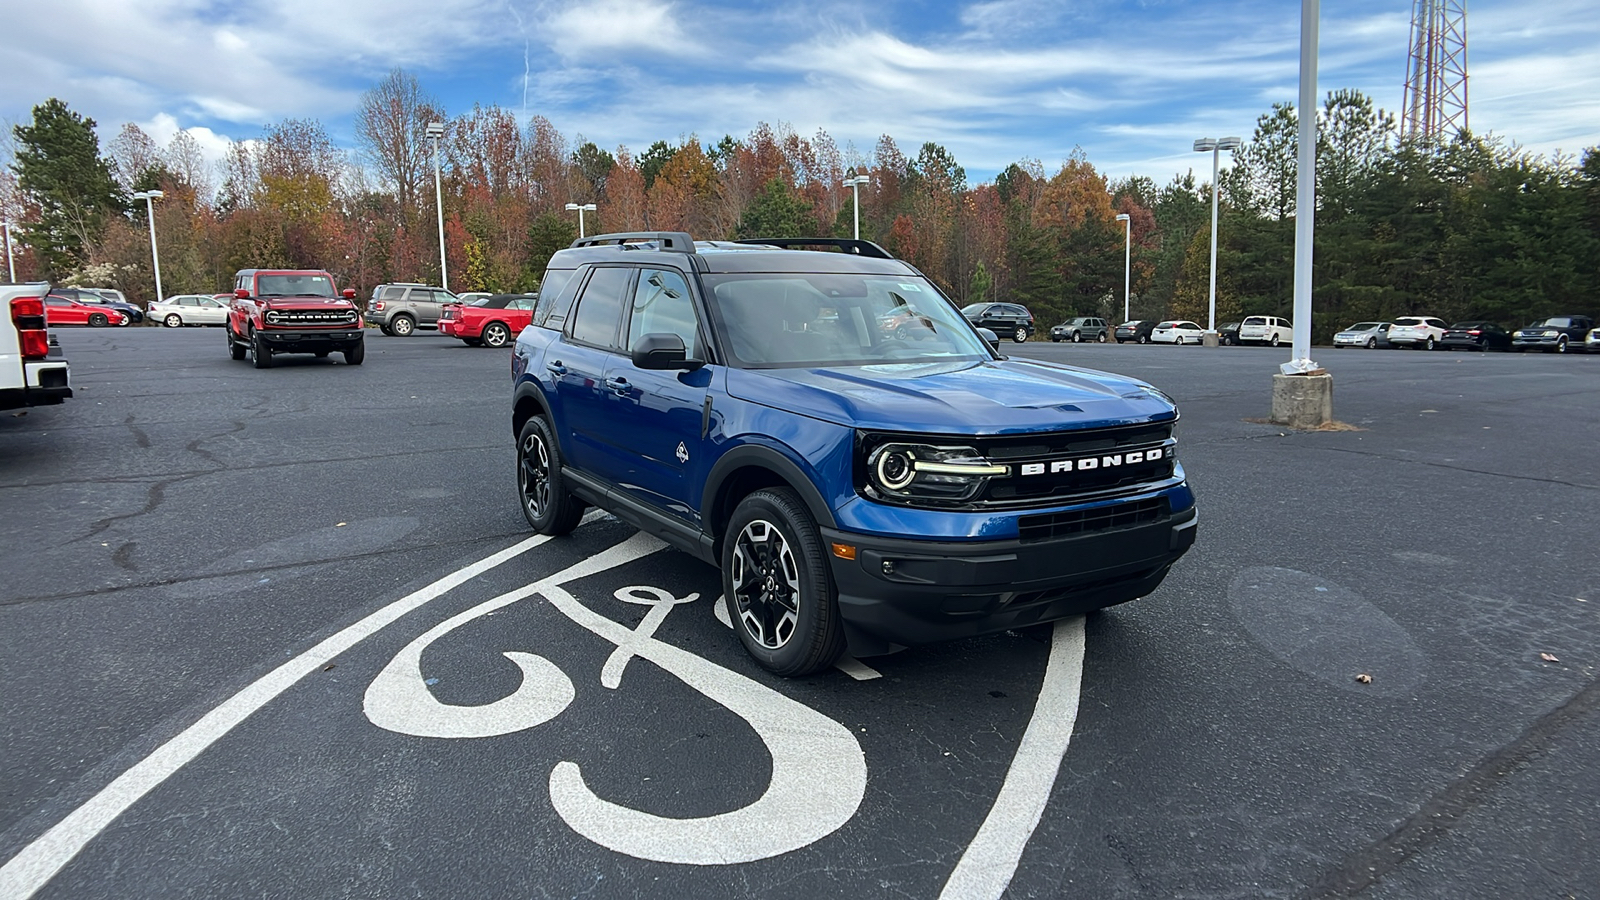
[1327,315,1596,353]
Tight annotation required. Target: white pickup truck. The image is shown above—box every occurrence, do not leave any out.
[2,283,73,410]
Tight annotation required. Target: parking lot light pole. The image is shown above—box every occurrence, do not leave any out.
[843,170,870,240]
[2,220,15,283]
[1192,136,1241,339]
[1115,213,1131,323]
[425,121,448,290]
[564,202,596,238]
[131,190,165,302]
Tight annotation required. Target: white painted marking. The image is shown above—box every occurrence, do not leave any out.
[833,656,882,681]
[0,520,598,900]
[541,579,866,865]
[601,586,699,689]
[713,592,732,629]
[938,616,1086,900]
[363,535,663,738]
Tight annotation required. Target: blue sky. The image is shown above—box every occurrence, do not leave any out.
[3,0,1597,184]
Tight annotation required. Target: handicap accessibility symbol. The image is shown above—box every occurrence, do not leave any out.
[362,532,867,865]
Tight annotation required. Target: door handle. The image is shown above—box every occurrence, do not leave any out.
[546,361,567,376]
[604,377,631,395]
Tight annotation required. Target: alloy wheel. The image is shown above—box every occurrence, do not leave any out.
[731,519,800,650]
[519,431,551,519]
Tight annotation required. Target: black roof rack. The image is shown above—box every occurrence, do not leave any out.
[571,232,696,253]
[732,238,894,259]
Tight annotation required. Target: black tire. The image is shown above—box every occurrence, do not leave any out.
[164,313,183,327]
[1366,337,1377,349]
[1050,337,1060,343]
[1137,334,1149,344]
[88,313,108,327]
[390,314,416,337]
[1012,327,1028,343]
[1555,336,1568,354]
[229,329,247,360]
[483,322,512,348]
[723,488,845,676]
[380,325,395,337]
[1424,335,1436,351]
[1071,331,1082,343]
[1097,331,1107,343]
[1269,333,1281,348]
[463,338,485,347]
[344,340,365,366]
[251,331,273,368]
[517,416,583,535]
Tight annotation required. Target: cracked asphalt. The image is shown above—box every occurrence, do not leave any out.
[1,328,1596,899]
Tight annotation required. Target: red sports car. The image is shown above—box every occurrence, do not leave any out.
[445,294,538,347]
[45,294,128,327]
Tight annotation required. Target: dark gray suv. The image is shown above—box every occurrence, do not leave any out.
[1050,317,1109,343]
[960,302,1035,342]
[365,283,459,336]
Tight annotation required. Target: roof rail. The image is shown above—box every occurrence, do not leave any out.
[571,232,696,253]
[732,238,894,259]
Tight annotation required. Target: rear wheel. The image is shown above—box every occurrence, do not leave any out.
[1269,333,1281,347]
[517,416,583,535]
[164,313,183,327]
[483,322,512,348]
[1424,335,1436,350]
[1137,334,1149,344]
[251,331,273,368]
[344,340,365,366]
[1012,327,1028,343]
[390,314,415,336]
[723,488,845,676]
[229,329,247,360]
[1097,331,1107,343]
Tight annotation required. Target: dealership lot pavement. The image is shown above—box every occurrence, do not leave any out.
[1,329,1596,899]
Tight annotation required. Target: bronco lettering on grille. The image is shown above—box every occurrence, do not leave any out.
[1017,446,1165,477]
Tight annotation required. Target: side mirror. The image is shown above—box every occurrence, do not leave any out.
[234,288,250,299]
[977,327,1000,350]
[342,288,357,299]
[632,333,703,371]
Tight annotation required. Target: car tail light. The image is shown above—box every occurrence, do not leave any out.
[1468,330,1481,335]
[373,301,385,311]
[11,297,50,359]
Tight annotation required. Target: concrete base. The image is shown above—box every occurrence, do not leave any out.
[1271,373,1333,428]
[1202,331,1220,348]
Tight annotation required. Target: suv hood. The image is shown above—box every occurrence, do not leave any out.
[725,358,1176,435]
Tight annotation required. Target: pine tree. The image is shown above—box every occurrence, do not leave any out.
[11,99,122,276]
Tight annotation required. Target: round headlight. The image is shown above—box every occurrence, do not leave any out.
[875,448,915,490]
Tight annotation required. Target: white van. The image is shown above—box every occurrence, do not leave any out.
[1238,315,1291,346]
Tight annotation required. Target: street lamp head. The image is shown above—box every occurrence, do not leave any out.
[843,174,870,188]
[565,202,580,211]
[425,121,445,140]
[132,190,164,201]
[1218,136,1244,151]
[1115,213,1130,222]
[1193,138,1218,152]
[566,202,596,211]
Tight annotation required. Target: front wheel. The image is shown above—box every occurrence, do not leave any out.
[88,313,108,327]
[1367,337,1377,349]
[251,331,273,368]
[483,322,512,348]
[1012,327,1028,343]
[1555,336,1568,354]
[723,488,845,676]
[1071,331,1082,343]
[344,341,365,365]
[517,416,584,535]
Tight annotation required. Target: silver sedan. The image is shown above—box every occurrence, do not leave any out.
[151,294,230,327]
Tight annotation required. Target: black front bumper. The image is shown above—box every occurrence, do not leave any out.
[261,330,363,353]
[821,507,1196,654]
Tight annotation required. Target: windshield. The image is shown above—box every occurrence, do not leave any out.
[1536,317,1572,327]
[1346,322,1380,331]
[702,273,991,368]
[257,274,336,297]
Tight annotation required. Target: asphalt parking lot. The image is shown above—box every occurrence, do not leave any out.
[1,328,1596,899]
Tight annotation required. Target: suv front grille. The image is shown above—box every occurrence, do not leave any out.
[266,310,358,326]
[1017,497,1169,542]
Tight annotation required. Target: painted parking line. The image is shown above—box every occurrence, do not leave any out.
[0,519,597,900]
[939,616,1087,900]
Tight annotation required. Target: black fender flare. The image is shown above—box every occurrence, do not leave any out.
[511,382,551,438]
[702,443,838,543]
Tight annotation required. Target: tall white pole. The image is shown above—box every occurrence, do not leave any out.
[852,182,861,240]
[432,134,448,291]
[1121,217,1131,323]
[577,206,586,238]
[2,222,14,283]
[144,196,164,303]
[1207,147,1221,333]
[1288,0,1319,372]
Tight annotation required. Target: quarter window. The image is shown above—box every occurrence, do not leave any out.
[569,267,633,349]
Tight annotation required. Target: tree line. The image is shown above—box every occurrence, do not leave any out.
[4,71,1597,340]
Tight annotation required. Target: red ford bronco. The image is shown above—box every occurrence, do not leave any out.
[226,269,365,368]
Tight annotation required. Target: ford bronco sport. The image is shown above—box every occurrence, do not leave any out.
[511,233,1196,675]
[226,269,365,367]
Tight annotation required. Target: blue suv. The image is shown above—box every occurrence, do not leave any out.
[511,233,1196,675]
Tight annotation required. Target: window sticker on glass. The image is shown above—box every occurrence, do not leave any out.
[896,283,923,292]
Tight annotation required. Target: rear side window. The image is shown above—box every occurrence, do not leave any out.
[1243,316,1267,326]
[568,267,633,349]
[535,269,576,329]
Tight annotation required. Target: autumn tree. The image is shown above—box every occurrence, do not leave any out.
[11,99,122,276]
[355,68,443,223]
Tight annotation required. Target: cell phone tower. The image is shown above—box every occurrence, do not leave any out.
[1401,0,1469,141]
